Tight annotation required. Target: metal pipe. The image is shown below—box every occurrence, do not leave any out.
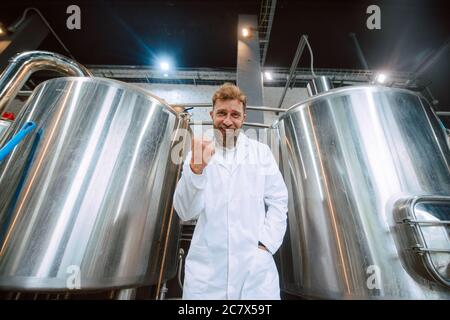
[189,120,270,128]
[176,103,286,113]
[424,87,439,106]
[174,103,211,108]
[243,122,270,128]
[437,112,450,117]
[277,35,307,109]
[247,106,286,112]
[115,288,137,300]
[159,281,168,300]
[177,248,185,290]
[0,51,92,114]
[17,90,33,96]
[306,76,334,96]
[155,112,190,300]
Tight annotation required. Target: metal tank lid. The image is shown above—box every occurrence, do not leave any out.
[272,84,422,127]
[32,76,179,116]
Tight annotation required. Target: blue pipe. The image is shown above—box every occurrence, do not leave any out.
[0,121,36,161]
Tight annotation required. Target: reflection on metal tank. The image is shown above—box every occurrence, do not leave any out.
[0,77,188,291]
[0,51,92,141]
[0,120,11,139]
[273,85,450,299]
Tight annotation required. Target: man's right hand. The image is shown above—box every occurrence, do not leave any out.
[190,138,215,174]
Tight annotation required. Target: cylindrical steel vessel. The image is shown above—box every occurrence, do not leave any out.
[273,85,450,299]
[0,119,11,139]
[0,77,188,291]
[0,51,92,114]
[306,76,333,96]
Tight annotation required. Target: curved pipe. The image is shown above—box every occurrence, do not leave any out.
[0,51,92,114]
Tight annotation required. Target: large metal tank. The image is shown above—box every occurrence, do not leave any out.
[0,119,11,139]
[273,85,450,299]
[0,77,188,291]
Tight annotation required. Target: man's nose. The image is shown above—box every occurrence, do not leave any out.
[223,117,232,126]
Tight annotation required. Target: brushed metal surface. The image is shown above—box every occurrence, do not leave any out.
[0,77,188,291]
[274,85,450,299]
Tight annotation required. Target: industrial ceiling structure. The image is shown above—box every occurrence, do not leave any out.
[0,0,449,109]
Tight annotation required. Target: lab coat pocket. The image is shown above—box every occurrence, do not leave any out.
[249,174,265,197]
[242,248,280,299]
[241,164,264,197]
[184,245,212,294]
[249,183,265,218]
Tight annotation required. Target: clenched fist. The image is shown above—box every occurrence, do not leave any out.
[190,138,215,174]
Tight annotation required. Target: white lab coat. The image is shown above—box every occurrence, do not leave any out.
[173,133,288,300]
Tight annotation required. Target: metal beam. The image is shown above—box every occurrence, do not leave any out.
[237,14,264,124]
[0,13,49,71]
[190,120,270,128]
[165,102,287,113]
[277,35,307,109]
[26,65,414,88]
[259,0,277,67]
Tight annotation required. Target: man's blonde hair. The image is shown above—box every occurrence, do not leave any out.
[212,83,247,112]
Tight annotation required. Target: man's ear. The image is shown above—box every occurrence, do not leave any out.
[243,112,247,121]
[210,110,214,120]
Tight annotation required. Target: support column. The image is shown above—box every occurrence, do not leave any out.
[237,14,264,124]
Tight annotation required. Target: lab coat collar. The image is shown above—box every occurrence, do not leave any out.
[212,132,249,175]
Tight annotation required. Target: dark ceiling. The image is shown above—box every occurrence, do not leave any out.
[0,0,449,106]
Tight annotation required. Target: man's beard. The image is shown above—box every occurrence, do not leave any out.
[214,127,240,149]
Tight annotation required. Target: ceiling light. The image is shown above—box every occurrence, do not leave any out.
[375,73,388,84]
[0,22,6,36]
[163,73,168,77]
[242,28,250,38]
[160,61,170,71]
[264,71,273,81]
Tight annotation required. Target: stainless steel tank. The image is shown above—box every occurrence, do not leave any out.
[0,119,11,139]
[0,77,188,291]
[0,51,92,114]
[0,51,92,141]
[273,85,450,299]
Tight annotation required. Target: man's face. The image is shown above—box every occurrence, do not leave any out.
[210,99,246,145]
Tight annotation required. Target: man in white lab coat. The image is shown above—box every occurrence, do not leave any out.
[173,83,288,300]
